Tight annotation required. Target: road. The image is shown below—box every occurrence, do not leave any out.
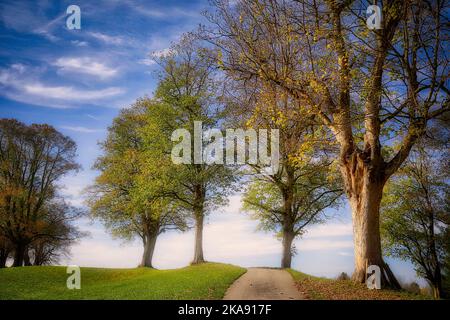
[223,268,306,300]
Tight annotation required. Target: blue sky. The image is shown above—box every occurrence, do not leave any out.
[0,0,423,286]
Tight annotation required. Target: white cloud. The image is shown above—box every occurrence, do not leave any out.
[53,57,118,79]
[60,126,104,134]
[297,239,354,251]
[0,64,125,108]
[304,223,353,238]
[338,251,353,257]
[87,32,125,45]
[24,83,124,100]
[71,40,89,47]
[133,5,201,19]
[138,58,157,66]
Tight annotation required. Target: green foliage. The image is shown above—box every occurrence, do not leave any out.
[87,99,187,243]
[149,36,237,219]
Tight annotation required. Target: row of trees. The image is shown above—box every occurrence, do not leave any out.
[87,40,236,267]
[88,36,344,270]
[0,119,83,267]
[88,0,449,298]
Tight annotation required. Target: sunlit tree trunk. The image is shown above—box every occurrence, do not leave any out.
[341,153,400,289]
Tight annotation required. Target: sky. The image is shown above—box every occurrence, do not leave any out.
[0,0,423,285]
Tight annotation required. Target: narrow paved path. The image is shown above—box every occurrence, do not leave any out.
[223,268,305,300]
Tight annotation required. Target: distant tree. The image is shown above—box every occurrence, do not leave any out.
[28,198,85,265]
[381,144,449,299]
[337,272,350,281]
[88,100,187,268]
[0,119,82,267]
[404,282,421,295]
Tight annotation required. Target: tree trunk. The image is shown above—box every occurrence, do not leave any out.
[430,266,443,299]
[192,212,205,264]
[0,248,8,268]
[343,159,400,289]
[23,246,31,266]
[13,243,25,267]
[140,228,158,268]
[281,230,294,268]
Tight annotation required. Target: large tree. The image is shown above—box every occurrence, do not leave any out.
[88,100,187,268]
[152,37,236,264]
[204,0,449,286]
[0,119,81,267]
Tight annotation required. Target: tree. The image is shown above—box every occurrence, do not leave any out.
[152,37,236,264]
[28,197,85,266]
[88,100,187,268]
[203,0,449,286]
[381,144,449,298]
[0,119,81,266]
[240,83,343,268]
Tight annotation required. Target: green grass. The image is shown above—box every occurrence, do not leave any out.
[287,269,431,300]
[0,262,246,300]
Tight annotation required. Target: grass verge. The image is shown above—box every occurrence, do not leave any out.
[0,262,246,300]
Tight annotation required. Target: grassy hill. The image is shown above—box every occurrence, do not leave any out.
[288,269,431,300]
[0,262,245,300]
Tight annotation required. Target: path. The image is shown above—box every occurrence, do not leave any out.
[223,268,306,300]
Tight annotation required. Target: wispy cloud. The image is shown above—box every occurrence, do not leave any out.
[24,83,124,100]
[0,64,125,108]
[138,58,157,66]
[0,1,64,41]
[305,223,353,238]
[133,5,202,19]
[71,40,89,47]
[87,32,125,45]
[53,57,118,79]
[60,126,104,133]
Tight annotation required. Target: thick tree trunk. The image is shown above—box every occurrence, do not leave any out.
[140,228,158,268]
[281,230,294,268]
[13,243,25,267]
[192,212,205,264]
[431,276,443,299]
[345,168,400,289]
